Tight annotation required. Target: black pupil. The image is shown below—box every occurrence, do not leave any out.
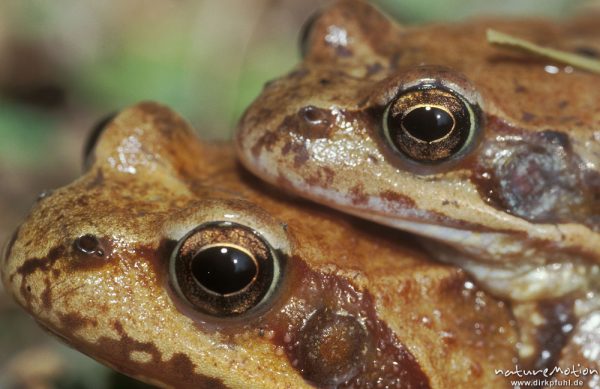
[191,245,258,295]
[402,106,454,142]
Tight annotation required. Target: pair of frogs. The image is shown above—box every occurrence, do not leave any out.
[2,1,599,388]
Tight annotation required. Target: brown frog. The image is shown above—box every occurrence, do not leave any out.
[235,0,600,375]
[1,102,520,388]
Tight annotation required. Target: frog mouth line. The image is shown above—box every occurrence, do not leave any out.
[288,175,599,255]
[343,205,529,258]
[344,206,598,301]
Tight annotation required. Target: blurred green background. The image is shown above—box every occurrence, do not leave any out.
[0,0,592,387]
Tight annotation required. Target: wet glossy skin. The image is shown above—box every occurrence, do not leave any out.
[1,102,523,388]
[236,0,600,338]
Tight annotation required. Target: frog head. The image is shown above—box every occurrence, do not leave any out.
[236,0,600,302]
[2,102,519,387]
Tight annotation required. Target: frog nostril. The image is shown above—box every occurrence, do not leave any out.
[74,234,105,257]
[295,105,334,139]
[169,222,282,317]
[300,105,328,125]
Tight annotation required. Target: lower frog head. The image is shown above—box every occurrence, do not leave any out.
[2,102,520,388]
[236,0,600,302]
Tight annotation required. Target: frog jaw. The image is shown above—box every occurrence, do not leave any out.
[342,194,598,297]
[238,152,599,303]
[341,201,599,307]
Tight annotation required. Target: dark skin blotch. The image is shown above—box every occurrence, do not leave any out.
[15,245,65,279]
[522,112,535,122]
[533,299,576,372]
[281,142,309,169]
[366,62,383,76]
[13,245,65,308]
[41,278,52,311]
[250,130,279,159]
[379,190,417,208]
[575,46,599,58]
[389,52,402,69]
[58,312,98,333]
[514,84,527,93]
[61,320,229,388]
[86,169,105,189]
[539,130,571,150]
[266,257,430,388]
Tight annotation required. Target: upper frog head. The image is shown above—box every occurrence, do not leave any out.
[236,0,600,300]
[1,102,519,387]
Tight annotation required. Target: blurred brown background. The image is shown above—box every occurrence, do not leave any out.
[0,0,590,387]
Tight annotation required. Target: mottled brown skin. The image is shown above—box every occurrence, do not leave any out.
[236,1,600,380]
[1,102,520,388]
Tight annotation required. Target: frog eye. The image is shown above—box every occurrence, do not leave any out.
[169,222,282,317]
[382,86,480,163]
[83,111,118,170]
